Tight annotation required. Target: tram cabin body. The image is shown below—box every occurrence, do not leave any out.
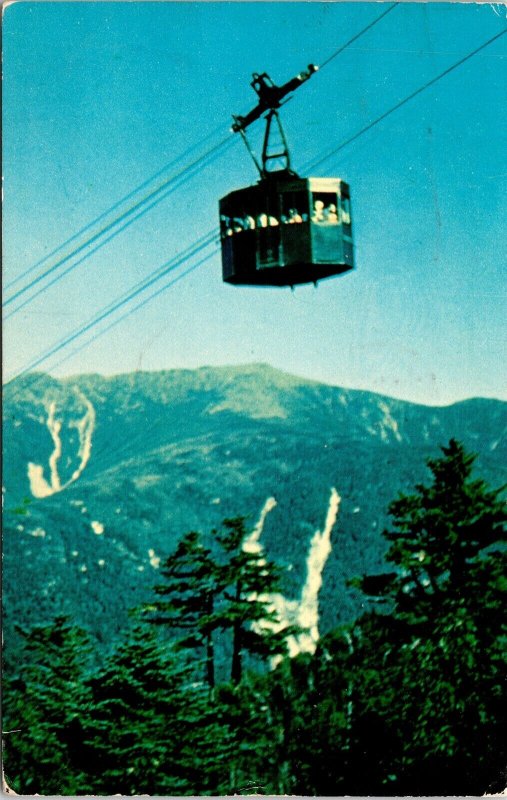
[219,175,353,287]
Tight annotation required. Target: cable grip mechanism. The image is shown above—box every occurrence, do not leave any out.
[231,64,318,178]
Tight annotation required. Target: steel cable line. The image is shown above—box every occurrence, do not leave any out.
[6,248,218,479]
[4,123,228,294]
[3,247,218,474]
[51,248,218,382]
[3,133,232,311]
[4,140,235,322]
[9,228,215,363]
[306,27,507,172]
[318,3,399,70]
[5,232,218,384]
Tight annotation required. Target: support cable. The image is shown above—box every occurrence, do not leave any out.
[4,140,234,321]
[307,27,507,172]
[4,123,228,293]
[318,3,399,70]
[58,247,219,468]
[42,247,218,397]
[5,232,217,384]
[3,134,232,310]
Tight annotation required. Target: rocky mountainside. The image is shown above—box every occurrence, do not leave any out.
[3,364,506,664]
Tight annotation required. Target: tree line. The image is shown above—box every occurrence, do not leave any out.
[3,440,506,795]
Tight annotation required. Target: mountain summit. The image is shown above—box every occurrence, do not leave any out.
[3,364,506,662]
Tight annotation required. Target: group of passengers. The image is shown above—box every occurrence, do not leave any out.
[221,200,345,238]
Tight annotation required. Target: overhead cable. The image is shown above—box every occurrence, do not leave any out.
[5,232,217,383]
[3,134,232,311]
[308,27,507,171]
[318,3,399,70]
[4,140,234,321]
[68,241,221,471]
[4,123,228,294]
[41,248,218,400]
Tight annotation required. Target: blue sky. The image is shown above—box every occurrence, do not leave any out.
[3,1,506,405]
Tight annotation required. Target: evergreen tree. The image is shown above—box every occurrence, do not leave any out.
[214,516,289,684]
[366,439,506,794]
[144,517,291,688]
[143,531,221,688]
[2,616,92,795]
[339,440,505,794]
[357,439,505,630]
[82,626,234,795]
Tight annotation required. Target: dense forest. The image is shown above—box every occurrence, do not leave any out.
[3,440,506,795]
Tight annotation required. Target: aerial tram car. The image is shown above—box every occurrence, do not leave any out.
[220,64,354,288]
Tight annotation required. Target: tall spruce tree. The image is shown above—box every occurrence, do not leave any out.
[81,626,234,795]
[357,439,505,629]
[215,516,289,684]
[344,439,506,794]
[143,531,221,688]
[145,518,290,688]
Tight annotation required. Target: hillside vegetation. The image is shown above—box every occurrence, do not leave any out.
[3,364,506,664]
[3,439,505,795]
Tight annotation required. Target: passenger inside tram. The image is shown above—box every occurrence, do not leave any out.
[220,215,233,238]
[312,199,325,222]
[222,207,311,237]
[324,203,338,222]
[312,199,341,224]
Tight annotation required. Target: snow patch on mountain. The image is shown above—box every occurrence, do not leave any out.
[247,489,341,665]
[27,402,63,498]
[244,497,277,554]
[69,390,96,481]
[91,521,104,535]
[27,391,96,499]
[295,487,340,648]
[47,403,63,492]
[27,463,54,499]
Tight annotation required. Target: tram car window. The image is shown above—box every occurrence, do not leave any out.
[220,175,354,287]
[312,192,339,223]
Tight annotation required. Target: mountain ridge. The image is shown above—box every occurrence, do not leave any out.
[3,363,506,666]
[8,361,506,409]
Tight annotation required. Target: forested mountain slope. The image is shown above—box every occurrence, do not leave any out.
[3,364,506,664]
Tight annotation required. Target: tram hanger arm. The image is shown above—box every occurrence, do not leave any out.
[232,63,318,133]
